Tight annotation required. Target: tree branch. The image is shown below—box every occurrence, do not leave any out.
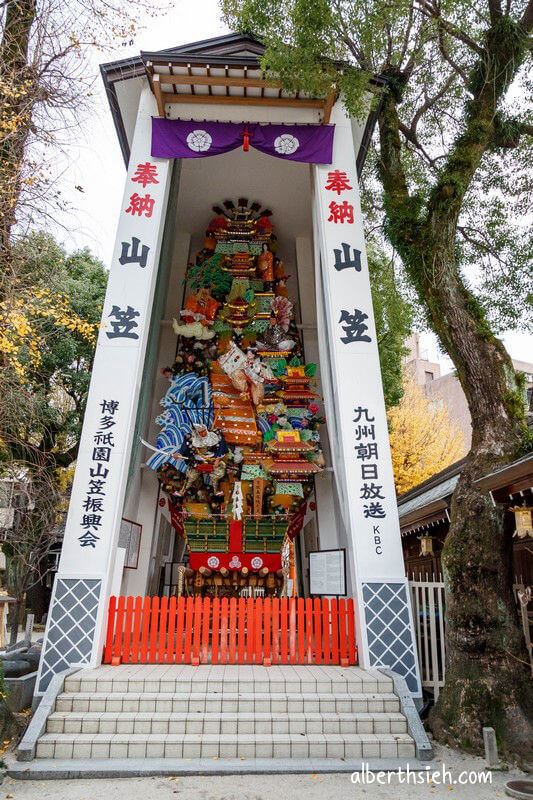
[427,13,531,230]
[437,28,469,84]
[457,225,509,267]
[488,0,503,24]
[53,442,79,468]
[398,120,438,167]
[399,0,416,64]
[385,21,393,62]
[341,32,370,71]
[414,1,485,56]
[522,0,533,31]
[409,73,457,133]
[331,0,372,70]
[376,90,420,257]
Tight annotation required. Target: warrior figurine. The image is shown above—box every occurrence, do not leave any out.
[173,423,228,498]
[180,288,221,326]
[255,296,296,352]
[218,341,274,406]
[243,348,275,405]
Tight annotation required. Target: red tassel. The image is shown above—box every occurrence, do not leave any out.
[241,125,252,151]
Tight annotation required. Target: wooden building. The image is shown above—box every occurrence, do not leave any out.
[398,451,533,586]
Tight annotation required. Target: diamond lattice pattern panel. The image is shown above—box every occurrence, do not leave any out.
[362,582,420,693]
[37,579,101,693]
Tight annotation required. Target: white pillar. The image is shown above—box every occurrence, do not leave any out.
[312,103,421,696]
[36,86,172,693]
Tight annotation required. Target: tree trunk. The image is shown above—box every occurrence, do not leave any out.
[405,221,531,761]
[8,596,23,646]
[0,0,37,284]
[423,250,532,757]
[432,460,533,758]
[377,89,532,757]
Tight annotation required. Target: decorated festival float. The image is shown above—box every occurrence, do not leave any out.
[146,199,325,599]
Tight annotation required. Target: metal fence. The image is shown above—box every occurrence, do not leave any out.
[409,575,446,700]
[409,575,533,698]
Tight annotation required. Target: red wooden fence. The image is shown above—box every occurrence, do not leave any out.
[104,596,357,666]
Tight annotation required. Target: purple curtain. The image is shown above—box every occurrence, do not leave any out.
[151,118,334,164]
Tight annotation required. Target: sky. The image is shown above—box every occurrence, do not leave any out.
[52,0,229,263]
[49,0,531,374]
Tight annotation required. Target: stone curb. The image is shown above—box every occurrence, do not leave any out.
[7,755,433,780]
[16,668,80,762]
[377,668,433,761]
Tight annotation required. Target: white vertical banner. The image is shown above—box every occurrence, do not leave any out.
[36,86,172,692]
[313,104,421,695]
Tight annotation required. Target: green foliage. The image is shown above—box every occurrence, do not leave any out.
[1,231,107,464]
[0,231,107,641]
[271,358,287,376]
[222,0,532,334]
[187,253,233,300]
[367,247,413,407]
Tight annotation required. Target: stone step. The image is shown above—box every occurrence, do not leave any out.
[54,691,400,714]
[64,672,392,696]
[36,732,416,760]
[46,710,407,735]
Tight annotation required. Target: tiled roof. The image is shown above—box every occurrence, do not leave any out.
[398,473,459,519]
[397,449,533,521]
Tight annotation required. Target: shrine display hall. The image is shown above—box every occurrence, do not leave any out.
[35,33,421,701]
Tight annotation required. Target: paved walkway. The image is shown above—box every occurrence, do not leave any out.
[3,743,528,799]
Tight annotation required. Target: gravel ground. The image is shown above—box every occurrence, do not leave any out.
[1,743,530,800]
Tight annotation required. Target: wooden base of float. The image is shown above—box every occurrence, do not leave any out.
[179,563,287,599]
